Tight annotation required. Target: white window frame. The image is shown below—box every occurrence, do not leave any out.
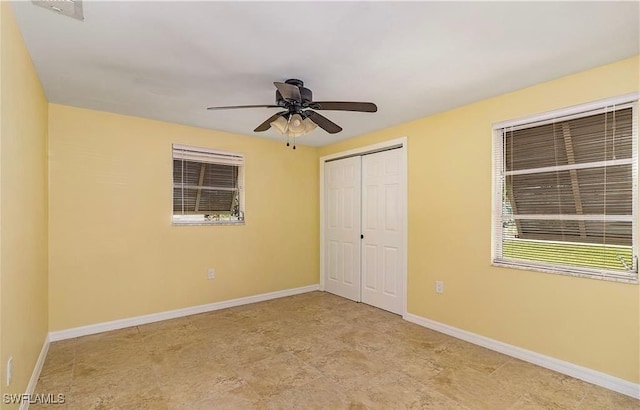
[172,144,245,226]
[492,94,639,283]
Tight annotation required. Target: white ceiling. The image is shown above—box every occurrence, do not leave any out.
[11,1,640,147]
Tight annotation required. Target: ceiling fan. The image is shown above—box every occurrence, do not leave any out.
[207,79,377,147]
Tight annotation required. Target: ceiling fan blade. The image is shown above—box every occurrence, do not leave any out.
[306,111,342,134]
[254,111,288,132]
[274,82,301,102]
[312,101,377,112]
[207,104,279,110]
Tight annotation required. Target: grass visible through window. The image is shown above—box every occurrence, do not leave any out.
[502,239,633,272]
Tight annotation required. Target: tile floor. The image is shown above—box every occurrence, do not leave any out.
[32,291,639,409]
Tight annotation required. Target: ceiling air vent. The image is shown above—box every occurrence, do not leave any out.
[32,0,84,21]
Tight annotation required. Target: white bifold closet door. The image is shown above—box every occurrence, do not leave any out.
[324,148,404,314]
[324,156,362,302]
[361,149,403,314]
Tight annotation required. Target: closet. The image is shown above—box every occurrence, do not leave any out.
[323,146,405,314]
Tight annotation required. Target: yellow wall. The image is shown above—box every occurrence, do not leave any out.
[320,56,640,384]
[48,104,319,331]
[0,2,49,404]
[0,3,3,390]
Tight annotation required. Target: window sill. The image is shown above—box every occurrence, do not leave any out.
[491,261,638,285]
[172,221,245,226]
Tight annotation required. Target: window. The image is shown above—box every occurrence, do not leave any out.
[493,97,638,282]
[172,144,244,225]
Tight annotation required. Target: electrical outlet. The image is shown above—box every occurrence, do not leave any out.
[6,356,13,386]
[207,268,215,280]
[435,281,444,294]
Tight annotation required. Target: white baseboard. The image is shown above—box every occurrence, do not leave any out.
[20,335,50,410]
[49,284,319,342]
[403,313,640,400]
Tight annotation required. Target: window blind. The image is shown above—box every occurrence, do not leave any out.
[493,102,638,281]
[172,145,244,223]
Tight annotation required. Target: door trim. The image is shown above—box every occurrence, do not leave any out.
[319,137,408,316]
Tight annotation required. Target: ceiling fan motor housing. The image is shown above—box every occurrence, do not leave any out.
[276,79,313,109]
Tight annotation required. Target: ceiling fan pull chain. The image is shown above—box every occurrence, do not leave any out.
[287,115,294,148]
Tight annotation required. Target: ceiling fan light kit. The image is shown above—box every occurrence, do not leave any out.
[272,113,317,136]
[207,79,377,149]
